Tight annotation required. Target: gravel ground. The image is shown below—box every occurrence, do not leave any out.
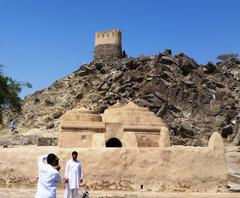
[0,188,240,198]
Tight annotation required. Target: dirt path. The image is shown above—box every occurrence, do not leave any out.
[0,188,240,198]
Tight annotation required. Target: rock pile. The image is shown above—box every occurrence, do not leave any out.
[1,50,239,146]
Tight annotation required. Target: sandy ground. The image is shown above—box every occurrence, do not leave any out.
[0,188,240,198]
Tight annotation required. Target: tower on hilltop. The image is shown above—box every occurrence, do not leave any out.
[94,29,122,62]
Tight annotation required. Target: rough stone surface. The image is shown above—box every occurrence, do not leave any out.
[0,50,239,146]
[225,146,240,192]
[37,137,58,146]
[94,44,122,62]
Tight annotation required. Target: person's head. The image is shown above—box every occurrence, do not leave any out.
[72,151,78,161]
[53,157,59,167]
[47,153,59,166]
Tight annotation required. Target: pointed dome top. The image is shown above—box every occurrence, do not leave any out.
[102,101,165,127]
[62,105,101,123]
[109,100,123,109]
[122,101,148,111]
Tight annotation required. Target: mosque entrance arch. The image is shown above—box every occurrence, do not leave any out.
[106,138,122,147]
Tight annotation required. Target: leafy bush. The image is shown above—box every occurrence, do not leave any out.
[0,65,32,112]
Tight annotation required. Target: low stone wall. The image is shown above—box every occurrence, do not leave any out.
[37,137,58,146]
[0,133,227,192]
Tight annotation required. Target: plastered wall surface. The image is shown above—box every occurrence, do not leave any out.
[95,29,121,46]
[0,133,227,192]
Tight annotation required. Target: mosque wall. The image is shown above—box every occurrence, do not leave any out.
[0,133,227,192]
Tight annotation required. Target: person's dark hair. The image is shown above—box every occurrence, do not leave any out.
[72,151,78,156]
[47,153,57,166]
[52,157,59,167]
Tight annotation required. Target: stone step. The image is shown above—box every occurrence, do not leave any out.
[225,145,240,193]
[228,174,240,185]
[228,182,240,192]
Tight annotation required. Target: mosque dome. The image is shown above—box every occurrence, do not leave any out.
[102,101,165,127]
[62,106,102,123]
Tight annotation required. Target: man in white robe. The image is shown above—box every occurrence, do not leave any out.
[35,153,61,198]
[64,151,83,198]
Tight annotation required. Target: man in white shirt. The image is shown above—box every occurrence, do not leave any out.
[64,151,83,198]
[35,153,61,198]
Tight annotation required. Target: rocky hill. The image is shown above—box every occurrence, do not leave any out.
[1,49,240,146]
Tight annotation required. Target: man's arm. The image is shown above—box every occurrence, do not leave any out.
[79,161,83,183]
[56,173,61,184]
[37,155,47,169]
[64,161,70,183]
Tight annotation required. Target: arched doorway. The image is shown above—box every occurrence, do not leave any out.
[106,138,122,147]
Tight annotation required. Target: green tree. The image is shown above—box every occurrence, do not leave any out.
[0,65,32,113]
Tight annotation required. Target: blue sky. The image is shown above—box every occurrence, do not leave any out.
[0,0,239,98]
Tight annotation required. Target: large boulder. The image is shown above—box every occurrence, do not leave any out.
[175,53,198,75]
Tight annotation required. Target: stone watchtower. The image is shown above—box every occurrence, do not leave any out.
[94,29,122,62]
